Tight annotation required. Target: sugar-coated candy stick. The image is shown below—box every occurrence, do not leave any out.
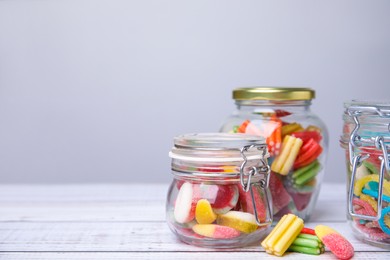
[292,160,321,186]
[261,214,304,256]
[288,233,325,255]
[315,225,354,260]
[192,224,241,239]
[378,206,390,235]
[288,244,323,255]
[300,227,316,235]
[281,122,303,137]
[271,135,303,175]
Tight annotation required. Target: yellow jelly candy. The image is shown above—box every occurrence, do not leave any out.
[353,175,390,197]
[217,211,258,234]
[314,225,340,241]
[360,194,378,212]
[195,199,217,224]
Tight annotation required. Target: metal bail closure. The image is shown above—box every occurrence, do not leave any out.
[240,144,273,226]
[347,105,390,221]
[348,154,384,221]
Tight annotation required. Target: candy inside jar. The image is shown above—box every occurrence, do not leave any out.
[341,100,390,248]
[166,133,273,248]
[220,87,328,221]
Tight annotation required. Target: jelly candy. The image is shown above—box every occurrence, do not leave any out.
[271,135,303,175]
[261,214,304,256]
[315,225,354,260]
[174,182,196,223]
[195,199,217,224]
[217,211,258,234]
[192,224,241,239]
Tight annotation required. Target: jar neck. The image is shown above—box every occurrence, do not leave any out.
[235,100,311,112]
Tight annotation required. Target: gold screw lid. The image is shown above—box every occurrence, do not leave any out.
[233,87,315,101]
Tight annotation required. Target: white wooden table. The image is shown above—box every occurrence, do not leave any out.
[0,183,389,259]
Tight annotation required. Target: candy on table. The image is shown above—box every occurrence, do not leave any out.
[292,160,321,186]
[271,135,303,175]
[288,233,325,255]
[195,199,217,224]
[192,224,241,239]
[217,211,258,234]
[300,227,316,235]
[315,225,354,260]
[293,138,322,169]
[261,214,304,256]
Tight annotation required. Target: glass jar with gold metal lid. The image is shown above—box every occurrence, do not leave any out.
[220,87,329,221]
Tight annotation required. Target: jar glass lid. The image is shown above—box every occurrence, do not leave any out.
[170,133,268,162]
[233,87,315,101]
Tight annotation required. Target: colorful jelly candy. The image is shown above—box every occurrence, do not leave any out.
[281,122,303,137]
[269,172,292,214]
[217,211,258,234]
[174,182,196,223]
[292,160,320,186]
[261,214,304,256]
[192,224,241,239]
[378,206,390,235]
[271,135,303,175]
[288,233,325,255]
[293,138,322,169]
[238,185,266,222]
[195,199,217,224]
[193,184,239,214]
[315,225,354,260]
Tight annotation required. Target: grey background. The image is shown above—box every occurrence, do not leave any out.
[0,0,389,184]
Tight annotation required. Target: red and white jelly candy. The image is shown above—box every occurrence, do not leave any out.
[192,224,241,239]
[238,185,266,222]
[194,184,239,214]
[174,182,196,223]
[269,172,292,214]
[315,225,354,260]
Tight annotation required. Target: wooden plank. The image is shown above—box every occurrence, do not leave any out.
[2,251,390,259]
[0,221,385,252]
[0,200,345,222]
[0,183,344,202]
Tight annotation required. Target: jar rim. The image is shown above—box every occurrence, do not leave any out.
[169,133,268,163]
[172,133,265,150]
[233,87,315,101]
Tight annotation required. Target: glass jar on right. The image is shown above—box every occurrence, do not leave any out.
[340,100,390,248]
